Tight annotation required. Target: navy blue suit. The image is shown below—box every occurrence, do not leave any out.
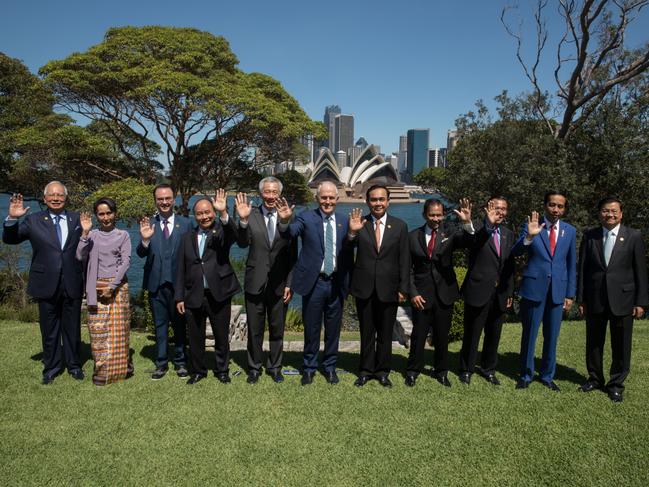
[3,210,83,379]
[512,219,577,383]
[136,214,192,369]
[280,208,353,373]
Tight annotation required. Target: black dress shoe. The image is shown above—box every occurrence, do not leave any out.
[608,390,623,403]
[270,370,284,383]
[578,381,599,392]
[405,375,417,387]
[176,366,189,379]
[69,370,85,381]
[485,374,500,386]
[354,375,371,387]
[540,380,560,392]
[301,371,314,385]
[187,374,206,385]
[459,372,471,384]
[323,370,339,384]
[42,375,55,385]
[378,376,392,388]
[151,368,167,380]
[435,374,451,387]
[216,373,231,384]
[515,379,529,389]
[247,371,260,384]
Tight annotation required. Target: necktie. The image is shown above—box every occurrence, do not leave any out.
[324,216,334,275]
[267,212,275,243]
[53,215,63,249]
[549,224,556,256]
[198,231,206,257]
[604,230,615,266]
[427,229,436,258]
[162,219,170,239]
[375,220,382,251]
[493,228,501,257]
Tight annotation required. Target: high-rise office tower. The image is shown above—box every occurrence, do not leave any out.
[447,130,459,152]
[323,105,341,151]
[399,135,407,153]
[334,114,354,154]
[407,128,430,177]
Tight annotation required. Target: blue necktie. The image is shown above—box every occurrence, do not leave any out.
[199,232,208,288]
[324,217,334,276]
[604,231,615,266]
[54,215,63,249]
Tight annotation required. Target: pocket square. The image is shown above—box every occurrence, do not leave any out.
[441,237,449,243]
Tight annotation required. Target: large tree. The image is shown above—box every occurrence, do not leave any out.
[41,26,323,211]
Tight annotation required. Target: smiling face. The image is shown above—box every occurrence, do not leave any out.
[424,202,445,230]
[194,199,215,230]
[43,182,67,214]
[317,182,338,216]
[599,201,623,230]
[261,181,281,210]
[544,194,567,224]
[366,187,390,219]
[154,187,175,217]
[95,203,116,231]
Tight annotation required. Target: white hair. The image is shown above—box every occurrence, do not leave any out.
[43,181,68,196]
[316,181,339,197]
[258,176,283,194]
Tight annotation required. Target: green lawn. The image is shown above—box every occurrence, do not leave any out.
[1,319,648,486]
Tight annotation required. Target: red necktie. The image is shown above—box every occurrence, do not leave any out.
[549,224,556,256]
[427,230,436,258]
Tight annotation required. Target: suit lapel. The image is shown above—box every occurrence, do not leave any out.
[608,225,626,267]
[417,225,428,257]
[362,215,377,255]
[61,213,76,250]
[191,228,201,259]
[252,208,271,249]
[40,211,61,250]
[334,212,345,252]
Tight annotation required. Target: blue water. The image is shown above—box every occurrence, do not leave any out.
[0,192,441,295]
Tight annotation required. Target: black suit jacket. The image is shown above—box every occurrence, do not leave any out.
[236,207,297,296]
[2,210,83,299]
[577,225,649,316]
[409,223,470,308]
[350,214,410,302]
[175,218,241,308]
[461,223,515,310]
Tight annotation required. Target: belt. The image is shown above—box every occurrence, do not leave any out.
[318,273,335,281]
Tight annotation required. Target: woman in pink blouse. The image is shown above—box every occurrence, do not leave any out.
[77,197,133,385]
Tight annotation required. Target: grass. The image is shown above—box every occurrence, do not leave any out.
[1,319,648,486]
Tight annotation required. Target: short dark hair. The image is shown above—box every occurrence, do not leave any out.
[192,197,213,212]
[597,195,623,210]
[93,197,117,214]
[366,184,390,201]
[153,183,175,198]
[488,195,509,207]
[544,190,568,205]
[423,198,445,214]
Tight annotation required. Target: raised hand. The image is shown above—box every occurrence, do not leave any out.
[80,212,93,236]
[8,193,29,219]
[275,197,294,223]
[453,198,472,223]
[526,210,545,238]
[484,199,498,226]
[139,216,154,241]
[235,192,252,221]
[212,188,228,214]
[348,207,366,234]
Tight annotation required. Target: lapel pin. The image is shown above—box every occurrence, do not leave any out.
[619,237,624,242]
[387,225,392,229]
[175,224,180,228]
[44,216,49,221]
[561,229,565,237]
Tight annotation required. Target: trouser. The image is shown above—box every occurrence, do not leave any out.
[356,291,398,379]
[149,282,186,369]
[186,291,231,376]
[245,287,286,373]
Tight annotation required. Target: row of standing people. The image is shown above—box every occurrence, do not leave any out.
[3,180,647,402]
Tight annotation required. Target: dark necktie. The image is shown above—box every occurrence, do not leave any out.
[493,228,501,257]
[54,215,63,249]
[427,230,436,258]
[162,219,170,239]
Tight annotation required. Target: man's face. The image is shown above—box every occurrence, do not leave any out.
[599,202,623,230]
[317,184,338,216]
[544,194,567,223]
[261,182,280,209]
[44,183,67,213]
[367,188,390,219]
[154,187,175,216]
[490,198,508,225]
[424,203,445,230]
[194,200,215,230]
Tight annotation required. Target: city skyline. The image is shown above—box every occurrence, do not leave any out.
[2,0,647,154]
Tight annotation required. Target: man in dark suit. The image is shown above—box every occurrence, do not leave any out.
[458,197,515,386]
[3,182,84,384]
[348,184,410,388]
[512,191,577,392]
[234,177,296,384]
[404,197,473,387]
[137,184,193,380]
[276,180,353,385]
[577,196,648,402]
[175,190,240,385]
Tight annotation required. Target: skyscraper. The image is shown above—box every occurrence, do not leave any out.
[334,114,354,154]
[407,128,430,177]
[323,105,341,151]
[447,129,460,152]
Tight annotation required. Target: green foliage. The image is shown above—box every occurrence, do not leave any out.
[276,170,312,205]
[83,178,155,222]
[450,266,467,342]
[413,167,446,190]
[130,290,155,332]
[284,307,304,332]
[341,297,359,331]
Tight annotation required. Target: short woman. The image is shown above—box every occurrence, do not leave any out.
[77,197,133,385]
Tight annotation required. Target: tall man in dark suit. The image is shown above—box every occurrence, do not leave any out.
[458,197,515,386]
[404,197,473,388]
[512,191,577,392]
[234,177,296,384]
[175,190,240,385]
[348,184,410,388]
[3,182,84,384]
[276,180,353,385]
[137,184,193,380]
[577,196,648,402]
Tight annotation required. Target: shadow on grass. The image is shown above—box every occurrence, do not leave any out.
[30,341,94,369]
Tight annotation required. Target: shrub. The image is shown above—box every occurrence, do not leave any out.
[449,266,467,342]
[284,307,304,332]
[130,290,154,332]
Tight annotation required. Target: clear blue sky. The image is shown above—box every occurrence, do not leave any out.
[2,0,647,154]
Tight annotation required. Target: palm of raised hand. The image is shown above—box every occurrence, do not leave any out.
[235,193,252,220]
[139,217,154,239]
[9,194,29,218]
[275,197,293,221]
[212,189,227,213]
[526,211,545,236]
[80,212,93,233]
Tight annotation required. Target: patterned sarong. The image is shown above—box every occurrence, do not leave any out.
[87,278,133,385]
